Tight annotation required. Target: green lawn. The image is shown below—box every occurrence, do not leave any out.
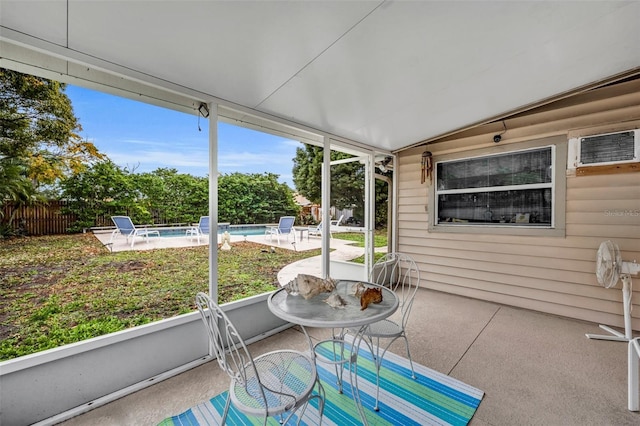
[0,234,319,361]
[333,230,388,264]
[332,230,388,248]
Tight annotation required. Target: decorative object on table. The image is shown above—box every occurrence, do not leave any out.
[284,274,336,299]
[360,287,383,310]
[351,281,366,297]
[220,231,231,251]
[324,293,346,309]
[159,334,484,426]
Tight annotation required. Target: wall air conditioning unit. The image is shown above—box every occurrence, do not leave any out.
[568,129,639,169]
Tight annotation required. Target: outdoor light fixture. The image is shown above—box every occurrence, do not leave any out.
[377,156,392,172]
[198,103,210,118]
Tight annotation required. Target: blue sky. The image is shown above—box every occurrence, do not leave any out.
[65,85,302,187]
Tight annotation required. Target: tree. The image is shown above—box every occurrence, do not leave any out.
[292,144,390,227]
[132,168,208,224]
[0,68,103,191]
[218,173,298,224]
[292,144,365,207]
[292,145,325,204]
[60,165,296,230]
[0,157,36,206]
[59,160,141,232]
[0,157,42,235]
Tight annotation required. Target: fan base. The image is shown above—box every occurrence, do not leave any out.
[586,276,634,342]
[585,324,631,342]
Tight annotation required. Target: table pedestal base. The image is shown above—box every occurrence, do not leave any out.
[313,328,370,425]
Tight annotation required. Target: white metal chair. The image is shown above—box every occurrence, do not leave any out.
[195,292,324,425]
[352,252,420,411]
[109,216,159,248]
[266,216,296,244]
[186,216,210,244]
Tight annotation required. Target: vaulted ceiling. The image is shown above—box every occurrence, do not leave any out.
[1,1,639,152]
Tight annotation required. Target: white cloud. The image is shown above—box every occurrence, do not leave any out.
[98,132,300,185]
[121,138,167,147]
[219,151,293,168]
[281,139,305,148]
[108,148,209,173]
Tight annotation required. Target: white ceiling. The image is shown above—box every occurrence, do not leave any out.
[1,1,639,152]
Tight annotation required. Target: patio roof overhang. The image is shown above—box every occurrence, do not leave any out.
[1,1,639,154]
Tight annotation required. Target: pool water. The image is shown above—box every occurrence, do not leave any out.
[221,226,267,236]
[151,226,267,238]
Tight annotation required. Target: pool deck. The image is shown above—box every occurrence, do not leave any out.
[92,226,372,287]
[92,225,362,254]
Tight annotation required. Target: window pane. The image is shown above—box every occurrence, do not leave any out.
[437,188,552,225]
[437,148,552,190]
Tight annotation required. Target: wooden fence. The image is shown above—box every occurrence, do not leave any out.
[1,201,319,236]
[1,202,199,236]
[2,200,77,235]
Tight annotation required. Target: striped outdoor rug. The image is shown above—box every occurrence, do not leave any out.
[159,335,483,425]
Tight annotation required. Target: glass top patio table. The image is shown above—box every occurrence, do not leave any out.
[267,279,398,329]
[268,279,398,425]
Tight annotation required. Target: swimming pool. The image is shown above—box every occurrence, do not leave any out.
[222,225,267,236]
[149,225,268,238]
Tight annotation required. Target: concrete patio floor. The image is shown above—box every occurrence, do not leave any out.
[58,288,639,426]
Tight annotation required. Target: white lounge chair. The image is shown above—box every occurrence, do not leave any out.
[330,214,344,227]
[186,216,210,244]
[266,216,296,244]
[308,221,332,238]
[109,216,159,248]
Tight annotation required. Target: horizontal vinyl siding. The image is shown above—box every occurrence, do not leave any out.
[397,82,640,330]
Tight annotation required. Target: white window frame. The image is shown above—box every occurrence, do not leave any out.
[428,136,567,237]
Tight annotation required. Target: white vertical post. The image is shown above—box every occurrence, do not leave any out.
[622,277,633,340]
[321,136,331,278]
[208,103,218,303]
[391,154,398,254]
[364,150,374,280]
[629,338,640,411]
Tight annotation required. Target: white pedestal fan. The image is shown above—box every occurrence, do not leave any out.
[585,240,640,342]
[584,241,640,412]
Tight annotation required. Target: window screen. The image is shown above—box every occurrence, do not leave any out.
[436,147,553,227]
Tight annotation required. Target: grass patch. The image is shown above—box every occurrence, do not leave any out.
[0,234,319,361]
[333,230,388,264]
[333,230,387,248]
[349,252,387,264]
